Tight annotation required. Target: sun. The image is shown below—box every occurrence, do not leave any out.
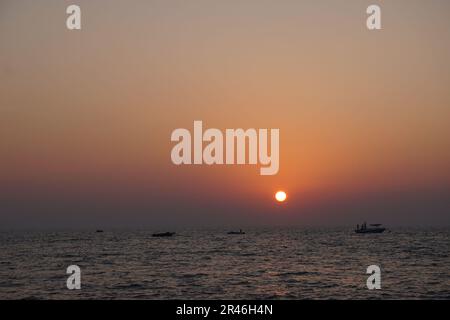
[275,191,287,202]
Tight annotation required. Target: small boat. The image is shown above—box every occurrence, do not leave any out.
[355,223,385,234]
[152,232,175,237]
[227,229,245,235]
[96,230,104,233]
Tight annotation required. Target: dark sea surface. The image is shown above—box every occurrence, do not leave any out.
[0,228,449,299]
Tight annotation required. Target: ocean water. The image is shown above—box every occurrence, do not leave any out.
[0,228,449,300]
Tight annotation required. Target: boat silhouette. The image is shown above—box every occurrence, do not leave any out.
[355,223,386,234]
[227,229,245,235]
[152,232,175,237]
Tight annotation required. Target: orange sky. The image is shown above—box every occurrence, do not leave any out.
[1,0,450,227]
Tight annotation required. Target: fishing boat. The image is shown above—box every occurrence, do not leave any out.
[227,229,245,235]
[355,223,385,234]
[152,232,175,237]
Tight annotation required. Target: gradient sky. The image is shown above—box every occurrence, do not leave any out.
[1,0,450,228]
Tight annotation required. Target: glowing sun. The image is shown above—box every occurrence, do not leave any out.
[275,191,287,202]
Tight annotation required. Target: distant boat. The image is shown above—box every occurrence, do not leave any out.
[96,230,104,233]
[227,229,245,235]
[152,232,175,237]
[355,223,385,234]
